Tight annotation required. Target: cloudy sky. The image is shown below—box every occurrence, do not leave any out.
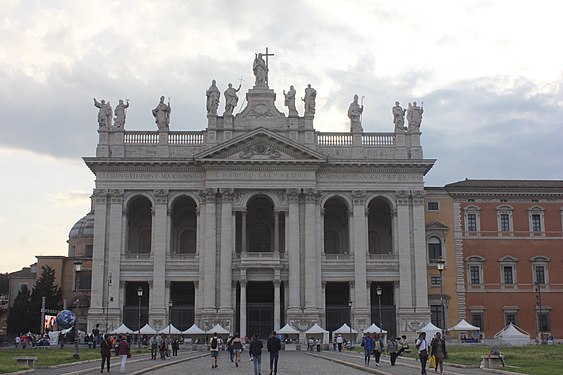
[1,0,562,273]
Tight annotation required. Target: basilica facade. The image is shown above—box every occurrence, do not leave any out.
[86,59,435,339]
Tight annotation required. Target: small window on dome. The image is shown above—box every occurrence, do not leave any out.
[85,245,93,257]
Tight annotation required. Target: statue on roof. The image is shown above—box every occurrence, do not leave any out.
[407,101,423,132]
[348,94,363,132]
[206,79,221,115]
[113,99,129,129]
[152,96,171,130]
[392,101,406,132]
[223,83,241,116]
[283,85,298,116]
[302,84,317,115]
[93,98,112,129]
[253,53,268,86]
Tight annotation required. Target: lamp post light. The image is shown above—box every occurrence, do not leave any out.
[348,301,353,348]
[137,286,143,352]
[376,285,383,336]
[535,281,543,343]
[105,273,112,334]
[73,259,83,360]
[169,300,173,337]
[436,257,446,334]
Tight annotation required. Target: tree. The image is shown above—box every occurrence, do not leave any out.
[29,266,63,334]
[0,272,8,296]
[8,286,31,334]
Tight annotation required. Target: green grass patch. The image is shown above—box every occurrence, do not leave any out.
[0,347,151,374]
[405,344,563,375]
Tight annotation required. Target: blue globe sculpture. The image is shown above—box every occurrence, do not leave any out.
[56,310,77,330]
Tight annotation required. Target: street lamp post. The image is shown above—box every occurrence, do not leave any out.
[376,286,383,336]
[535,281,543,343]
[436,257,446,334]
[105,273,112,334]
[169,300,173,337]
[73,259,83,360]
[137,286,143,352]
[348,301,353,348]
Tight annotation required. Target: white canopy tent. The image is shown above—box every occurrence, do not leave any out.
[494,323,531,346]
[305,323,329,344]
[277,323,300,346]
[182,323,206,335]
[363,323,387,334]
[205,323,230,335]
[418,322,442,339]
[332,323,358,343]
[448,319,480,341]
[278,323,300,335]
[158,324,182,334]
[110,324,133,334]
[138,323,157,335]
[448,319,480,331]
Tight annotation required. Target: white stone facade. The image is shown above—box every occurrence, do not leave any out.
[86,75,434,339]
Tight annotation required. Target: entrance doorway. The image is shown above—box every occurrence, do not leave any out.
[246,281,274,339]
[325,282,351,334]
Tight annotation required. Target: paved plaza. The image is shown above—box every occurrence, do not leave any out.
[25,348,523,375]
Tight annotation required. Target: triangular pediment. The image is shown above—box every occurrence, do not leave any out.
[426,221,449,231]
[194,127,327,163]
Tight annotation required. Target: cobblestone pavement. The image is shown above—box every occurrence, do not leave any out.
[26,349,524,375]
[141,351,376,375]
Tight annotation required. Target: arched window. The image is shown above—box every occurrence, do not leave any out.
[428,236,442,262]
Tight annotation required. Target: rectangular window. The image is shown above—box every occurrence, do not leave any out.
[470,266,481,285]
[538,312,550,332]
[431,305,444,330]
[505,313,517,325]
[500,214,510,232]
[430,276,442,286]
[535,266,546,285]
[532,214,542,232]
[427,201,439,211]
[19,283,29,292]
[503,266,514,284]
[85,245,93,257]
[76,271,92,290]
[471,313,484,331]
[467,214,477,232]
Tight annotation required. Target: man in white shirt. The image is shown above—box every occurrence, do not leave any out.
[415,332,429,374]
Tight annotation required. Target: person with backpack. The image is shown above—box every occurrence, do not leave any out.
[231,333,243,367]
[373,333,385,366]
[210,332,220,369]
[361,333,375,366]
[100,334,112,373]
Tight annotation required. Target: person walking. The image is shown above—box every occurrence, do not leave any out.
[100,334,112,373]
[336,334,343,352]
[149,335,158,360]
[362,333,375,366]
[373,333,384,367]
[267,331,281,375]
[397,335,409,356]
[249,334,264,375]
[231,333,243,367]
[416,332,430,375]
[430,332,447,374]
[387,335,399,366]
[115,335,130,373]
[210,332,220,369]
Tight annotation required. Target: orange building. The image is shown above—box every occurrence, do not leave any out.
[446,180,563,340]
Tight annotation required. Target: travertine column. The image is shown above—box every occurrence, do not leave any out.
[89,189,108,319]
[286,189,301,313]
[201,189,217,313]
[240,209,247,253]
[274,210,280,253]
[274,280,281,330]
[196,206,204,318]
[107,190,124,314]
[240,280,247,338]
[412,191,430,310]
[396,191,414,308]
[352,191,368,310]
[219,189,234,314]
[151,189,169,322]
[304,189,318,312]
